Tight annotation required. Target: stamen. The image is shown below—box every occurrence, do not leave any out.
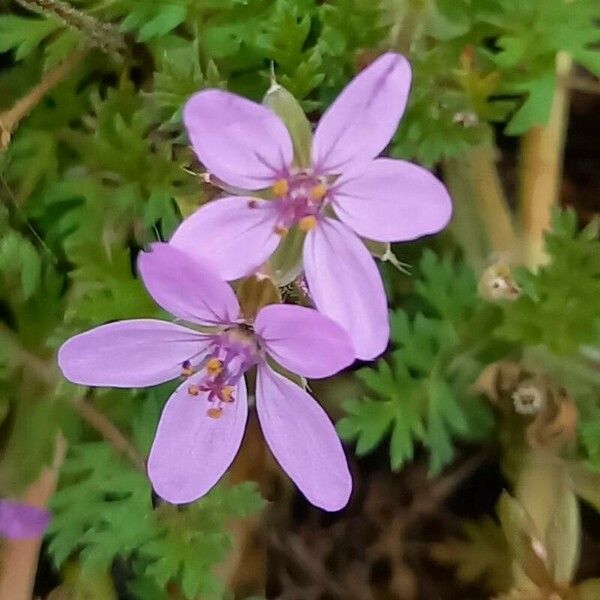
[272,179,289,197]
[206,358,223,377]
[274,224,289,237]
[310,183,327,201]
[188,384,200,396]
[181,361,195,377]
[219,386,235,403]
[298,215,317,232]
[207,407,223,419]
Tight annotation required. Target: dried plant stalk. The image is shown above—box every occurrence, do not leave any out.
[519,52,573,269]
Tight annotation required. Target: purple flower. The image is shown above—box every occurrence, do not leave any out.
[58,243,354,511]
[0,500,50,539]
[170,52,452,360]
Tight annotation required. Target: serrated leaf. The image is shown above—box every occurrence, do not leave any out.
[0,16,60,60]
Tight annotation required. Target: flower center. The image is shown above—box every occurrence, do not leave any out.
[181,325,260,419]
[270,172,329,236]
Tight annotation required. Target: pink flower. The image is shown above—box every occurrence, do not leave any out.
[171,52,452,360]
[0,500,50,539]
[58,243,354,511]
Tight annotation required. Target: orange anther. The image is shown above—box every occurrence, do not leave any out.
[298,215,317,232]
[219,386,235,403]
[188,384,200,396]
[274,224,289,237]
[206,358,223,377]
[272,179,289,197]
[207,407,223,419]
[310,183,327,201]
[181,365,195,377]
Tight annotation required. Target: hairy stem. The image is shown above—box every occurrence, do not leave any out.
[442,158,490,272]
[468,142,519,260]
[0,49,88,150]
[444,138,519,270]
[518,52,573,269]
[13,0,125,55]
[0,435,66,600]
[73,398,146,472]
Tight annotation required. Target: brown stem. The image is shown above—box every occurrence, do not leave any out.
[13,0,125,55]
[0,435,66,600]
[0,323,56,386]
[73,398,146,472]
[518,52,573,269]
[0,49,88,150]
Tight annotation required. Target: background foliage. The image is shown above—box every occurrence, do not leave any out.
[0,0,599,598]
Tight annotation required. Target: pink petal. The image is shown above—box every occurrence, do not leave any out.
[303,219,389,360]
[58,320,206,387]
[184,89,293,189]
[169,196,280,281]
[256,365,352,511]
[0,500,50,539]
[254,304,354,378]
[138,243,239,326]
[312,53,411,174]
[332,158,452,241]
[148,373,248,504]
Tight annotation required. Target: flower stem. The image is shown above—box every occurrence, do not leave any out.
[518,52,572,269]
[0,435,66,600]
[468,142,519,259]
[0,49,88,150]
[13,0,125,55]
[73,398,146,472]
[442,157,490,272]
[443,138,519,270]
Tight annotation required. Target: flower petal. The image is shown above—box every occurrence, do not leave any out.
[184,89,293,189]
[255,304,354,378]
[170,196,280,281]
[312,53,411,174]
[138,243,239,326]
[256,365,352,511]
[58,320,206,388]
[0,500,50,539]
[303,219,389,360]
[332,158,452,241]
[148,373,248,504]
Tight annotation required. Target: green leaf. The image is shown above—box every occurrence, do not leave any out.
[432,517,512,592]
[498,209,600,353]
[0,16,60,60]
[505,69,556,135]
[120,2,187,42]
[340,248,496,472]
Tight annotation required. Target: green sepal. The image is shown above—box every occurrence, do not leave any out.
[263,81,312,169]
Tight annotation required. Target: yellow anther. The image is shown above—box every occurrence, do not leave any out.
[272,179,289,197]
[274,224,289,237]
[207,407,223,419]
[310,183,327,201]
[181,365,195,377]
[188,384,200,396]
[206,358,223,377]
[219,386,235,403]
[298,215,317,232]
